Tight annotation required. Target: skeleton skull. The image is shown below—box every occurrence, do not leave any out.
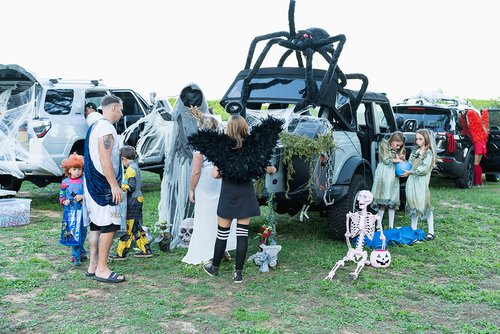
[370,249,392,268]
[356,190,373,210]
[178,218,194,248]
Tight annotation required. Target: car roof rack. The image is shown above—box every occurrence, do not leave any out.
[399,95,471,108]
[47,78,103,86]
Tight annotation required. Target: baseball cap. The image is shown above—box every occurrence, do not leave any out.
[85,102,97,110]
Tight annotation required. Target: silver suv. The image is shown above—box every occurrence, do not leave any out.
[0,64,152,191]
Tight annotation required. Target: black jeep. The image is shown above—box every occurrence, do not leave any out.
[218,0,399,239]
[393,97,500,188]
[221,67,398,239]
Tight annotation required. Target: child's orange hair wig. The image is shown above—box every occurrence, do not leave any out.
[60,152,84,176]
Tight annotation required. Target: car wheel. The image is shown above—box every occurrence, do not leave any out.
[0,175,23,192]
[485,173,500,182]
[326,174,369,240]
[454,155,473,188]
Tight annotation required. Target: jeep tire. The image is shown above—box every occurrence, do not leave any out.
[455,155,473,188]
[326,174,369,240]
[0,175,23,192]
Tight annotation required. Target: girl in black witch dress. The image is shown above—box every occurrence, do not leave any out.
[188,105,283,283]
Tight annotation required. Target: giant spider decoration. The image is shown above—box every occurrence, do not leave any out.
[240,0,348,112]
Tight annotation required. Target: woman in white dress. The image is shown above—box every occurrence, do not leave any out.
[182,112,236,265]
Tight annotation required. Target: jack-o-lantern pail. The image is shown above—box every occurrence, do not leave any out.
[370,249,391,268]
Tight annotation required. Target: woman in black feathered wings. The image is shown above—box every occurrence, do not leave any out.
[188,103,283,283]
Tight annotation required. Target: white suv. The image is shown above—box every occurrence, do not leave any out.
[0,64,152,191]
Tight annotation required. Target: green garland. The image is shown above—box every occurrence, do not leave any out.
[279,132,336,199]
[265,192,277,243]
[253,132,334,243]
[254,177,265,198]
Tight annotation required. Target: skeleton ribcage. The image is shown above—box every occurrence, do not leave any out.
[350,213,376,240]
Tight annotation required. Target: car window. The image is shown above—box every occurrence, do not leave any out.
[85,91,107,109]
[374,103,387,127]
[393,107,451,132]
[488,110,500,131]
[227,78,322,101]
[44,89,74,115]
[111,91,143,116]
[136,94,150,114]
[335,91,354,127]
[357,103,367,126]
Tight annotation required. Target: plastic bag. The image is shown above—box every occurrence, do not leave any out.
[361,226,426,248]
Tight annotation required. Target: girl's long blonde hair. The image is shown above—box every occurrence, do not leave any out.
[416,129,436,166]
[389,131,406,156]
[226,114,248,149]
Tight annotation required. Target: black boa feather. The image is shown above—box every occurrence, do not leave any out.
[188,116,284,183]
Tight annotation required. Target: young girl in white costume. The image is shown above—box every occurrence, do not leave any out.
[401,129,436,241]
[188,102,283,283]
[182,110,236,265]
[371,131,406,229]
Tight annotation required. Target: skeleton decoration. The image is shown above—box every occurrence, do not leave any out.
[248,244,282,273]
[177,217,194,248]
[325,190,386,280]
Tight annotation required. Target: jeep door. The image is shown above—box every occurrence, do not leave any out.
[110,90,149,146]
[358,97,397,175]
[481,108,500,177]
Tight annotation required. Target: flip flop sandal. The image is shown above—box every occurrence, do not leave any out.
[424,233,435,241]
[84,271,95,277]
[95,271,125,283]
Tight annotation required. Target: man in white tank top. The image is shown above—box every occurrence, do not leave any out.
[84,95,125,283]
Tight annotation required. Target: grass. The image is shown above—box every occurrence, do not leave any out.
[0,172,499,334]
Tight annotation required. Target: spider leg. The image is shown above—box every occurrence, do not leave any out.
[245,32,290,69]
[278,49,296,67]
[344,73,369,113]
[287,0,304,67]
[314,35,346,104]
[296,47,318,110]
[318,48,347,87]
[309,34,346,52]
[241,37,289,110]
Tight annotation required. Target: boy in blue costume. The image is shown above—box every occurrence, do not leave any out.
[59,153,87,266]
